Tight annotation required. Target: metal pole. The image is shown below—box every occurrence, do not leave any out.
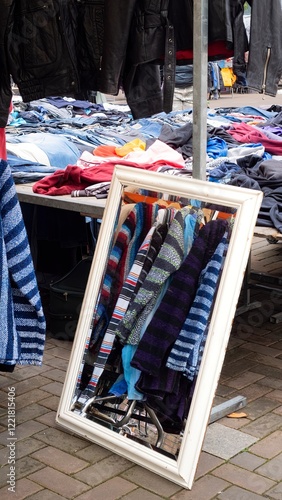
[192,0,208,180]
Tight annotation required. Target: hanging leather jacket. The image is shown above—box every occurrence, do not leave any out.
[1,0,279,122]
[98,0,171,119]
[246,0,282,96]
[168,0,248,80]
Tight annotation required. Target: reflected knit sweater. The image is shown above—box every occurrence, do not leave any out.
[131,218,228,377]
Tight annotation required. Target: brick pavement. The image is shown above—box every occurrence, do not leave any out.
[0,237,281,499]
[0,93,282,499]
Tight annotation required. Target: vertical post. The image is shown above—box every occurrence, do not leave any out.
[192,0,208,180]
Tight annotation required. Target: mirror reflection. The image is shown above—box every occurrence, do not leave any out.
[69,184,236,460]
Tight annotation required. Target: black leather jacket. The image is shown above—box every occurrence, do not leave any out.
[0,0,279,125]
[0,0,104,128]
[246,0,282,97]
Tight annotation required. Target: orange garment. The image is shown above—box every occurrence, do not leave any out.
[93,145,119,157]
[123,191,181,209]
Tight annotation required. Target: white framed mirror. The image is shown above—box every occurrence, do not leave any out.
[56,165,262,489]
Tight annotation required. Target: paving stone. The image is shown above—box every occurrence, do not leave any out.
[48,337,73,350]
[230,452,266,471]
[267,389,282,403]
[223,347,251,365]
[4,376,52,397]
[75,442,113,462]
[255,453,282,481]
[224,371,265,390]
[242,342,282,358]
[121,464,181,497]
[9,389,51,410]
[0,420,47,445]
[40,368,67,383]
[259,377,282,390]
[212,395,226,408]
[0,456,44,488]
[217,485,267,499]
[24,491,66,500]
[202,423,258,460]
[35,410,58,427]
[241,334,278,346]
[37,395,61,411]
[75,477,137,500]
[243,397,280,420]
[0,478,43,500]
[220,358,259,380]
[170,475,230,500]
[13,403,50,425]
[252,365,282,380]
[273,405,282,415]
[236,383,272,403]
[45,346,72,360]
[248,353,282,371]
[43,357,69,371]
[217,416,251,430]
[215,384,236,398]
[226,338,245,350]
[15,456,45,479]
[265,481,282,499]
[74,454,133,487]
[242,413,282,438]
[39,381,64,397]
[195,452,224,480]
[6,365,51,381]
[27,466,90,498]
[120,488,167,500]
[249,430,282,459]
[212,463,276,494]
[31,446,89,474]
[0,374,16,389]
[272,341,282,350]
[13,437,46,460]
[32,427,89,453]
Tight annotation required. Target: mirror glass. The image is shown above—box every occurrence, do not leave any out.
[56,166,262,489]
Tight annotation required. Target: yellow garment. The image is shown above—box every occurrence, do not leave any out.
[115,138,146,157]
[220,67,237,87]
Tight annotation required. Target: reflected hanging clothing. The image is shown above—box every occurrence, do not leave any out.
[89,201,161,348]
[131,218,228,378]
[113,207,193,346]
[166,234,228,379]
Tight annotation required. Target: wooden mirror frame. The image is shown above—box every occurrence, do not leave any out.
[56,165,262,489]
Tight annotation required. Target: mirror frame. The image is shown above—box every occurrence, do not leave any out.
[56,165,262,489]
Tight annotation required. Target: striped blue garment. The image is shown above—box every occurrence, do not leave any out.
[0,160,46,367]
[166,235,228,380]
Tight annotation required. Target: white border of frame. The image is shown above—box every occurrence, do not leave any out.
[56,165,263,489]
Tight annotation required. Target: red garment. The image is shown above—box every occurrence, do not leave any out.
[227,123,282,156]
[33,140,186,196]
[0,129,7,160]
[176,41,234,63]
[33,161,166,196]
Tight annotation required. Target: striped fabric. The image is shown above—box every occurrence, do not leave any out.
[130,218,228,378]
[0,160,46,367]
[166,235,228,380]
[88,202,160,351]
[114,207,192,348]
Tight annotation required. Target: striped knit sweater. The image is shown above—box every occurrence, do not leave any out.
[166,234,228,379]
[0,160,46,367]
